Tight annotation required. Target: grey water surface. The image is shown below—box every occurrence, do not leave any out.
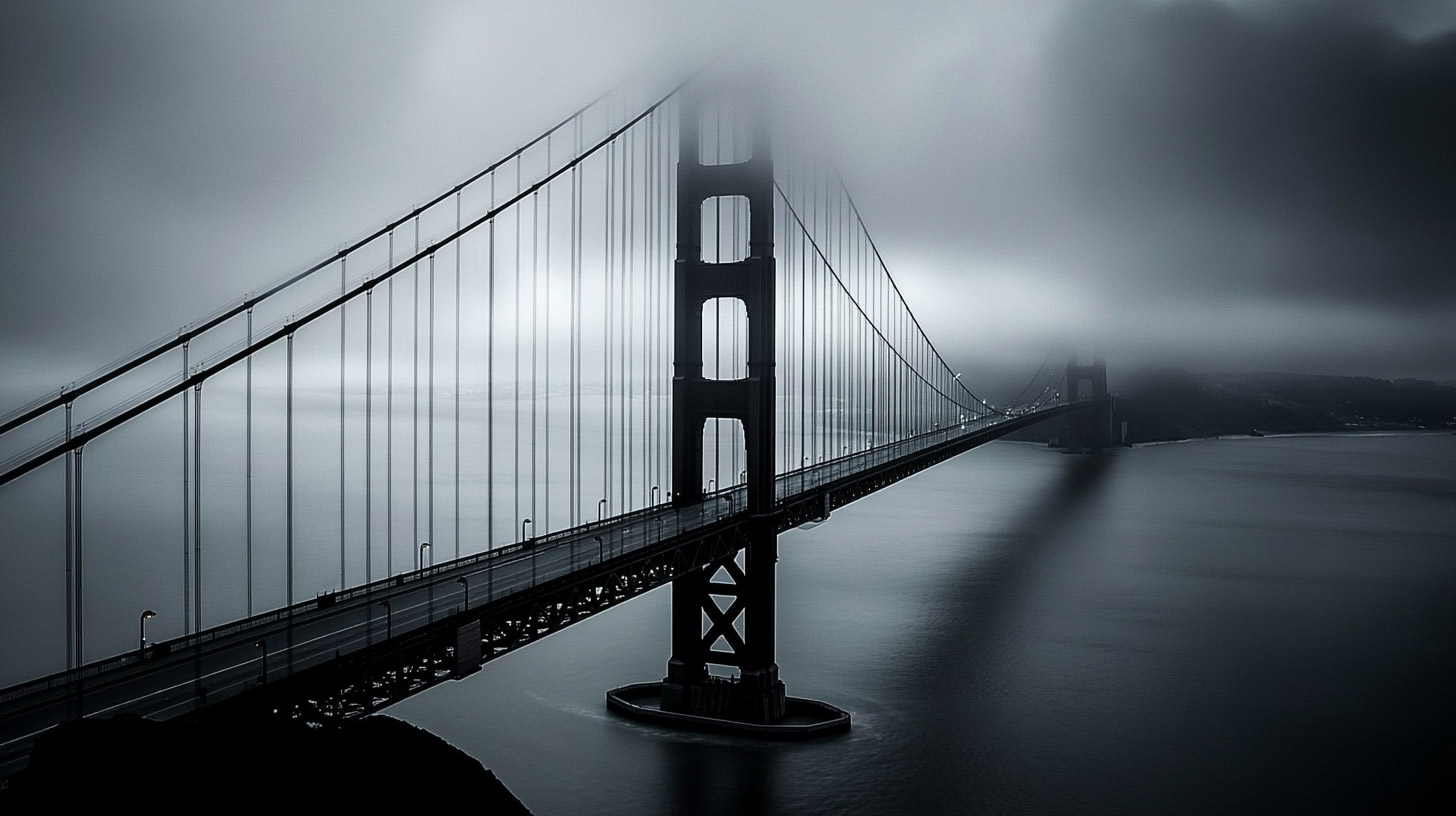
[389,434,1456,815]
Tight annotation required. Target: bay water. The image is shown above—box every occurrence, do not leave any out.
[388,433,1456,814]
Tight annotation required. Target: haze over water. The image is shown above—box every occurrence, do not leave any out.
[389,434,1456,815]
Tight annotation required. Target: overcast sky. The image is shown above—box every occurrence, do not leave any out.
[4,0,1455,408]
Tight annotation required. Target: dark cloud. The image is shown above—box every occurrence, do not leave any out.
[2,0,1455,404]
[1045,0,1456,306]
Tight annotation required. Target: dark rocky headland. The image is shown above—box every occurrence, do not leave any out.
[2,712,532,812]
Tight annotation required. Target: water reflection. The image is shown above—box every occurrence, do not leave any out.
[664,739,777,816]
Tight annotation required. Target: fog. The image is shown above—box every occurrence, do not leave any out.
[4,0,1456,412]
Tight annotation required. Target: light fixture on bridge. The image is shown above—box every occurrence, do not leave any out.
[521,518,533,542]
[138,609,157,655]
[418,542,431,571]
[254,638,267,682]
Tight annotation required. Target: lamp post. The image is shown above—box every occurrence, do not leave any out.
[138,609,157,655]
[597,498,607,522]
[379,600,392,640]
[707,478,716,494]
[521,518,532,543]
[254,638,267,682]
[457,576,469,611]
[651,485,659,506]
[418,541,431,571]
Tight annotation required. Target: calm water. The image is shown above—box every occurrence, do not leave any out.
[388,434,1456,814]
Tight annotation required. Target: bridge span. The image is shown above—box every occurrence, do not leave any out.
[0,75,1116,781]
[0,402,1098,776]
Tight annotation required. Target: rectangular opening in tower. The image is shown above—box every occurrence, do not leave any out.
[700,196,750,263]
[701,297,748,381]
[699,98,754,166]
[702,417,746,497]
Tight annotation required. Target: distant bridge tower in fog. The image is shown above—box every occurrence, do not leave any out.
[1064,358,1114,453]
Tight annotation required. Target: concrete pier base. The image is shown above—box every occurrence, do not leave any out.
[607,682,850,738]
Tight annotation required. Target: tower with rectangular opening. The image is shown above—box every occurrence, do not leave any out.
[1065,359,1114,453]
[661,87,786,723]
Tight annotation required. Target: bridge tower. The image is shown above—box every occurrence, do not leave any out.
[661,87,786,723]
[1064,359,1114,453]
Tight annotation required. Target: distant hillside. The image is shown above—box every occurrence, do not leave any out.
[1011,370,1456,445]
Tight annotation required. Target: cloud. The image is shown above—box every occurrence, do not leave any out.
[2,0,1455,405]
[1043,0,1456,307]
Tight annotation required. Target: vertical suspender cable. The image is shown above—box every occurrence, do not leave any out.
[428,252,436,558]
[544,139,552,534]
[604,141,612,515]
[365,282,373,584]
[193,384,202,632]
[626,127,634,510]
[455,192,462,560]
[64,402,74,668]
[286,331,295,672]
[73,446,84,667]
[487,175,496,551]
[619,133,628,511]
[414,216,421,563]
[181,341,190,635]
[531,189,538,532]
[246,308,254,614]
[387,231,395,576]
[340,258,347,588]
[515,158,522,540]
[286,332,295,608]
[570,122,579,527]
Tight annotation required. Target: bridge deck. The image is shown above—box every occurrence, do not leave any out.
[0,402,1092,780]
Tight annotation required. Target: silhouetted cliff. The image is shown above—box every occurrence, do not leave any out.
[3,712,532,811]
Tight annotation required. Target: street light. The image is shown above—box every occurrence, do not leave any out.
[708,478,716,494]
[418,541,431,571]
[651,485,659,506]
[597,498,607,522]
[521,518,532,542]
[138,609,157,655]
[254,638,267,682]
[379,600,392,639]
[457,576,469,610]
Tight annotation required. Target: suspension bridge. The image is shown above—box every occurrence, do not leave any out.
[0,76,1113,775]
